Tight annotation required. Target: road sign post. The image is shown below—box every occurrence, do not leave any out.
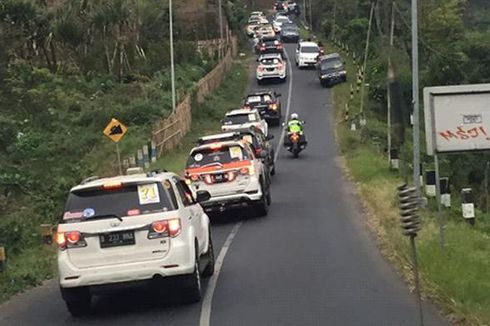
[103,118,128,175]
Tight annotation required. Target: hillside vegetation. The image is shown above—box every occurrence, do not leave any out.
[0,0,247,301]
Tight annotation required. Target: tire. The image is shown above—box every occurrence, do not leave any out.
[185,244,202,303]
[202,232,215,277]
[62,287,91,317]
[254,181,269,217]
[293,151,299,158]
[271,164,276,176]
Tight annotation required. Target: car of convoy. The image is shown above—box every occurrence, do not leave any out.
[256,53,287,85]
[222,108,269,136]
[57,170,214,316]
[254,24,276,39]
[255,36,284,55]
[280,23,299,43]
[246,18,262,37]
[317,53,347,87]
[198,127,276,177]
[295,41,321,68]
[184,140,271,216]
[243,90,282,126]
[272,15,292,33]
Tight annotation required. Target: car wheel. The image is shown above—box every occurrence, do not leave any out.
[62,287,91,317]
[254,181,269,217]
[185,244,202,303]
[202,232,215,277]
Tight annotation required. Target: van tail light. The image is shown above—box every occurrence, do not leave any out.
[168,219,181,237]
[240,165,255,176]
[190,174,199,182]
[56,231,86,250]
[148,218,181,239]
[204,174,213,184]
[225,171,236,182]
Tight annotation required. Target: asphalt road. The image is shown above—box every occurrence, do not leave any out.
[0,43,448,326]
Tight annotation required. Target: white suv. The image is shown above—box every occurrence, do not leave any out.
[256,53,287,84]
[222,109,269,136]
[295,41,320,68]
[56,170,214,316]
[185,140,270,216]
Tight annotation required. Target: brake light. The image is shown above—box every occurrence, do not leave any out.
[209,143,222,150]
[260,46,266,51]
[56,231,86,250]
[204,174,213,184]
[152,221,167,233]
[255,147,262,156]
[257,66,265,72]
[240,165,255,176]
[277,63,284,70]
[102,181,122,190]
[277,44,283,49]
[190,174,199,181]
[224,171,235,182]
[168,219,181,237]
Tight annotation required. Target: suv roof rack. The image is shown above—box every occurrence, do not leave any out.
[81,176,99,184]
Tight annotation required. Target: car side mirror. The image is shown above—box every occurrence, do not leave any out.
[195,190,211,203]
[267,134,274,140]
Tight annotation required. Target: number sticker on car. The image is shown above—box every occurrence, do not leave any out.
[137,183,160,205]
[229,146,243,160]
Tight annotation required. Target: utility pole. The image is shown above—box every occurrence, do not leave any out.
[359,2,375,116]
[218,0,223,59]
[303,0,307,27]
[331,0,337,40]
[412,0,421,195]
[309,0,312,30]
[169,0,176,113]
[387,2,395,165]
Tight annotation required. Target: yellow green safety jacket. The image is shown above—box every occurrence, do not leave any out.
[287,119,303,134]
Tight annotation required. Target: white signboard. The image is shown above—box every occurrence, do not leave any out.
[424,84,490,155]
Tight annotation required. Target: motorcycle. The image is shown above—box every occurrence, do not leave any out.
[285,132,307,158]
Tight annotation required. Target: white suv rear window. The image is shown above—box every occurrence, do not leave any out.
[62,183,175,223]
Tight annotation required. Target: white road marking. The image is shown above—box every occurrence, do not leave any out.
[199,221,243,326]
[274,47,294,162]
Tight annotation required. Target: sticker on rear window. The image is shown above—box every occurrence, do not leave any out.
[194,153,204,161]
[247,96,262,103]
[242,135,253,144]
[138,183,160,205]
[248,114,257,121]
[63,211,83,220]
[229,146,243,160]
[83,208,95,218]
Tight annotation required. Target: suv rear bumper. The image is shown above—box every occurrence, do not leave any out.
[201,190,263,212]
[58,238,194,289]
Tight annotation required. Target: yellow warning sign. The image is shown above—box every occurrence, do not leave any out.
[103,118,127,143]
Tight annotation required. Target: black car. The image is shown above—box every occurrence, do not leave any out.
[243,90,282,126]
[317,53,347,87]
[197,127,276,177]
[255,36,284,55]
[280,24,299,43]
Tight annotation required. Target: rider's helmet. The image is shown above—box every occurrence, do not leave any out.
[290,113,299,120]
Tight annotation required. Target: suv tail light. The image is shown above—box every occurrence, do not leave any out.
[148,218,181,239]
[56,231,87,250]
[204,174,213,184]
[240,165,255,176]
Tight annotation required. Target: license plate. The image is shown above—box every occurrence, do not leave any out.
[214,174,224,183]
[100,230,135,248]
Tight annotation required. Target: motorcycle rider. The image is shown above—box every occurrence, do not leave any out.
[284,113,307,146]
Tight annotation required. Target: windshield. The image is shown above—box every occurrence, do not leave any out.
[246,94,272,104]
[63,183,174,222]
[187,145,250,168]
[260,57,282,65]
[223,113,257,124]
[301,46,319,53]
[276,17,289,23]
[321,58,343,70]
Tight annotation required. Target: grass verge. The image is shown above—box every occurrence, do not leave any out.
[0,56,249,305]
[326,41,490,325]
